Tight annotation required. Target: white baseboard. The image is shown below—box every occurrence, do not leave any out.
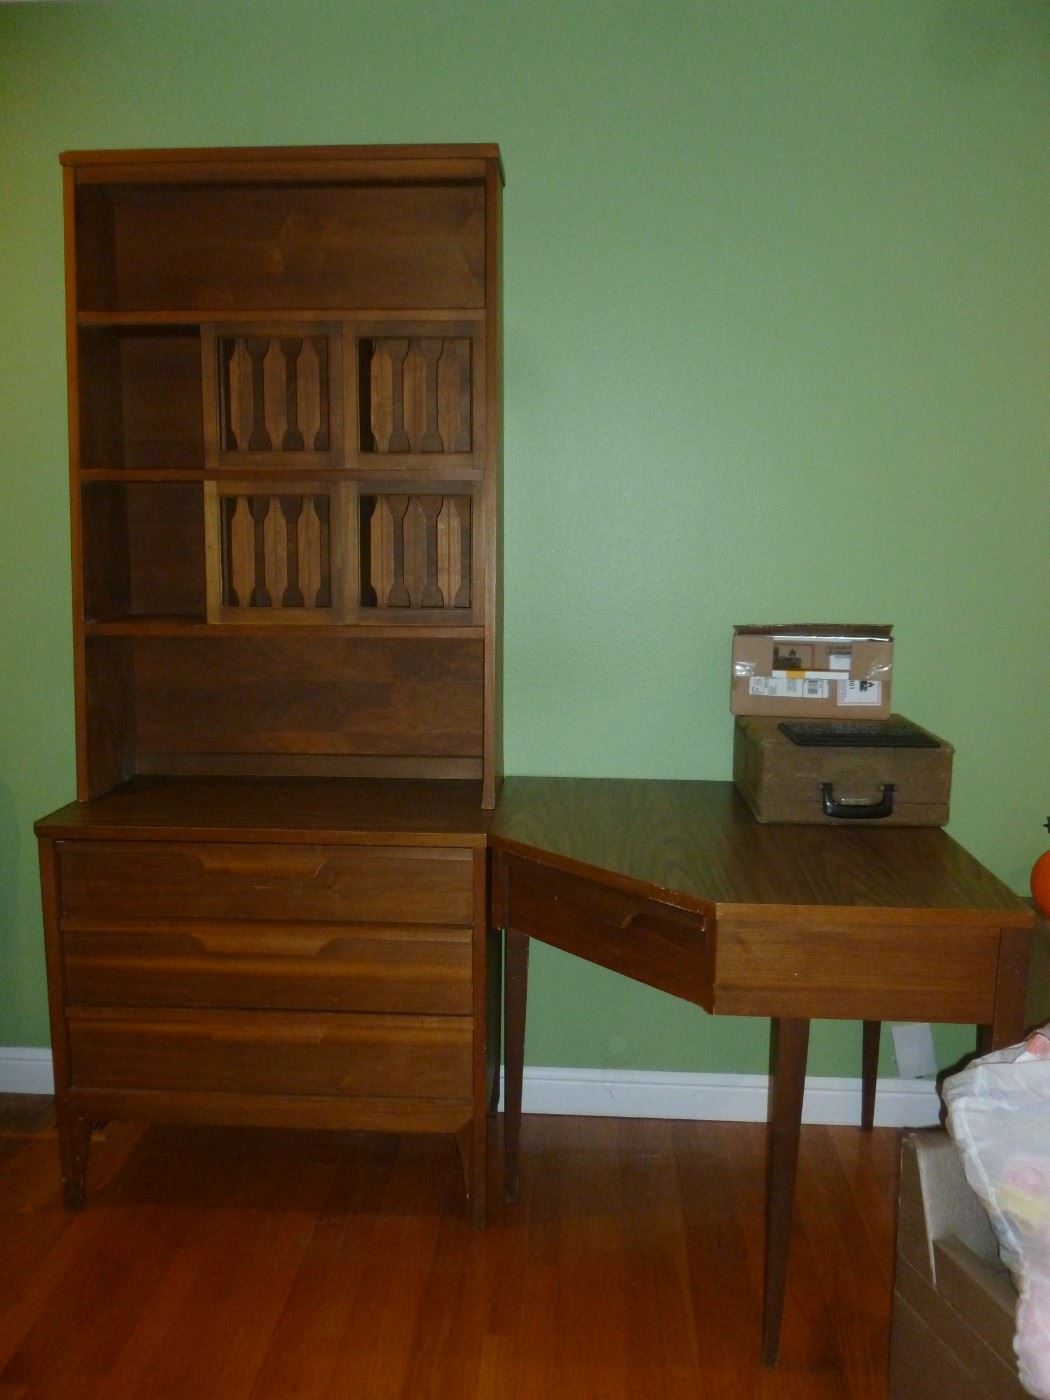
[0,1050,940,1127]
[509,1066,941,1128]
[0,1048,54,1095]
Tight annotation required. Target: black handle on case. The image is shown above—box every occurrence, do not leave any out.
[820,783,896,820]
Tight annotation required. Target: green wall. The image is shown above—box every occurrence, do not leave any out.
[2,0,1047,1077]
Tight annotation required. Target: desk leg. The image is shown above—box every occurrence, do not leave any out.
[860,1020,880,1131]
[763,1016,810,1367]
[979,925,1033,1054]
[504,926,530,1204]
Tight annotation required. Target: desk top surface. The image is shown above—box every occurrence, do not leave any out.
[490,777,1030,921]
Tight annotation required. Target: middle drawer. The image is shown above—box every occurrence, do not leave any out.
[62,919,473,1014]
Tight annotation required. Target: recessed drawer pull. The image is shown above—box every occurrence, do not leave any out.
[196,848,329,879]
[619,907,706,936]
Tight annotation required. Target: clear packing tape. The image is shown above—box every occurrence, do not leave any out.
[731,656,894,680]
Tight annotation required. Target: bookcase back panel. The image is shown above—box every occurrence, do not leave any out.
[83,636,136,792]
[79,183,486,312]
[79,328,204,472]
[130,635,484,763]
[82,483,206,620]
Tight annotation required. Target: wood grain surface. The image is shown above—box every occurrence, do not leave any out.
[490,776,1030,917]
[36,776,493,845]
[0,1098,899,1400]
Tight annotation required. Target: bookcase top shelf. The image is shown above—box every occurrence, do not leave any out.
[79,466,487,483]
[61,143,505,184]
[78,309,489,326]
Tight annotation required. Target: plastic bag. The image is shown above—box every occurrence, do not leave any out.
[942,1024,1050,1398]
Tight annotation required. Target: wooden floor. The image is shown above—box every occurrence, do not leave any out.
[0,1096,901,1399]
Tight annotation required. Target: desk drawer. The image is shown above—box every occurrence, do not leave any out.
[496,852,708,1004]
[67,1006,473,1101]
[712,912,1001,1021]
[62,920,472,1015]
[57,841,474,926]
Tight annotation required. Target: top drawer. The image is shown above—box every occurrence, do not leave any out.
[57,841,474,926]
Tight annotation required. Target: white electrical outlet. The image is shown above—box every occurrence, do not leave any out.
[891,1022,937,1079]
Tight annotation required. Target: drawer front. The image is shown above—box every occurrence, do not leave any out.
[62,920,472,1015]
[58,841,474,925]
[712,912,1000,1022]
[67,1007,473,1101]
[495,852,709,1005]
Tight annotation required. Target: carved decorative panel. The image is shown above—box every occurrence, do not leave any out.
[361,336,472,455]
[203,325,343,470]
[205,482,347,623]
[359,492,473,616]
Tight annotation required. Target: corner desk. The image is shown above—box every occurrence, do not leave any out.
[488,776,1033,1364]
[38,773,1033,1366]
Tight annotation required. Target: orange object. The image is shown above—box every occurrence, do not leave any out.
[1032,850,1050,918]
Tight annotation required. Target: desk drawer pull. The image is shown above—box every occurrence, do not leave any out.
[619,906,704,936]
[820,783,895,820]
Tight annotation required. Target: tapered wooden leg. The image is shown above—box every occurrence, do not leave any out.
[763,1016,810,1367]
[56,1103,91,1212]
[503,926,530,1204]
[455,1119,488,1228]
[861,1020,880,1131]
[455,1121,471,1191]
[487,928,503,1118]
[470,1133,487,1230]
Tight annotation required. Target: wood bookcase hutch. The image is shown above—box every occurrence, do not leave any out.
[36,144,504,1223]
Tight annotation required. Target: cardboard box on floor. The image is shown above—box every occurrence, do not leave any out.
[731,624,893,719]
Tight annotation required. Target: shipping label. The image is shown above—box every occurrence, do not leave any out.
[748,676,830,699]
[838,680,882,706]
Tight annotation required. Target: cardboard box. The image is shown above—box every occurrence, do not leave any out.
[732,713,952,825]
[731,623,893,718]
[889,1132,1025,1400]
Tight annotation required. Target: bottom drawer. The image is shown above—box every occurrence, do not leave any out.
[67,1007,472,1101]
